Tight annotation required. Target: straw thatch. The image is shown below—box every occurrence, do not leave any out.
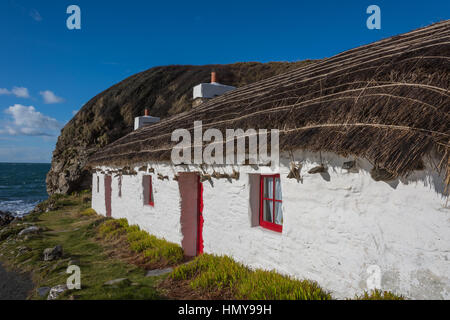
[89,21,450,183]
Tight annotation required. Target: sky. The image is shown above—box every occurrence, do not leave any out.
[0,0,448,163]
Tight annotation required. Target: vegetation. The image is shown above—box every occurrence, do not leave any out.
[0,192,406,300]
[0,193,163,300]
[98,219,184,266]
[171,254,332,300]
[355,289,404,300]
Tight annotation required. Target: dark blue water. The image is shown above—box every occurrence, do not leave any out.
[0,163,50,216]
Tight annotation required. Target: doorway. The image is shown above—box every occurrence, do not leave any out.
[104,175,112,217]
[178,173,203,256]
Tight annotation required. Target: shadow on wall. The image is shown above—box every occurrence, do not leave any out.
[280,151,448,197]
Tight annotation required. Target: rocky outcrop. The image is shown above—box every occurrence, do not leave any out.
[47,284,68,300]
[46,62,312,195]
[43,245,63,261]
[0,211,14,227]
[18,226,41,237]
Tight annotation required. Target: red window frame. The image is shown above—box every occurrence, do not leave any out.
[260,174,283,233]
[149,176,154,207]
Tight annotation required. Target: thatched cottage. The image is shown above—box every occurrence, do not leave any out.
[88,21,450,299]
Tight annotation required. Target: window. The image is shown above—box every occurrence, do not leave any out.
[260,175,283,232]
[97,176,99,193]
[143,175,154,206]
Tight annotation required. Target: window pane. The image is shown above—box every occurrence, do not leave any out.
[263,200,273,222]
[275,177,282,201]
[263,177,273,198]
[275,201,283,225]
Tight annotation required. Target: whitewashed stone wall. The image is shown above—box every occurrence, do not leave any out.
[92,167,183,245]
[92,151,450,299]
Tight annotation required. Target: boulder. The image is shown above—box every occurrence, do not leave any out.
[47,284,68,300]
[37,287,51,298]
[103,278,131,287]
[43,245,63,261]
[18,226,41,236]
[145,268,173,277]
[16,246,31,257]
[0,211,14,227]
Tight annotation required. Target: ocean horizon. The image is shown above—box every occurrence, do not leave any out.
[0,162,50,216]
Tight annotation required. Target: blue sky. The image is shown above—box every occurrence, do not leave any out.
[0,0,448,163]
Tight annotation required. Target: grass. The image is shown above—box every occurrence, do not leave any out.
[355,289,404,300]
[98,219,184,266]
[170,254,332,300]
[0,192,164,300]
[0,192,405,300]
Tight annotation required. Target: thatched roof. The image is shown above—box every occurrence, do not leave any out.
[89,21,450,183]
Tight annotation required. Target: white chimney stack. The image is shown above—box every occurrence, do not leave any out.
[134,108,160,130]
[193,71,236,101]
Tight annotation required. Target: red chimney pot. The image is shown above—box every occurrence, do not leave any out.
[144,109,149,116]
[211,71,217,83]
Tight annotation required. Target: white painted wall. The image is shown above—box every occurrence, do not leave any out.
[92,167,183,245]
[92,151,450,299]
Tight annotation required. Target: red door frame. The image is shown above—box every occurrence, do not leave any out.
[196,175,204,255]
[105,175,112,217]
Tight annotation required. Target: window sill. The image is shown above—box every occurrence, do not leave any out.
[254,225,283,235]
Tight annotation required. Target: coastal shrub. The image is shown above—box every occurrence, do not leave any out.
[355,289,404,300]
[129,238,155,252]
[170,254,332,300]
[238,270,331,300]
[143,243,184,265]
[80,208,97,217]
[126,230,148,243]
[98,219,128,239]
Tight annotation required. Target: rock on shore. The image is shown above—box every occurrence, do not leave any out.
[0,211,14,227]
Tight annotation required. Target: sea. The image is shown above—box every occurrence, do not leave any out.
[0,163,51,217]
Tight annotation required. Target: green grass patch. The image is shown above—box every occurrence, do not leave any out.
[0,193,164,300]
[98,218,184,266]
[171,254,332,300]
[80,208,97,217]
[355,289,404,300]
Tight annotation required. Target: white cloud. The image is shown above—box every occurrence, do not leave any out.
[0,88,11,95]
[0,87,30,98]
[29,9,42,22]
[11,87,30,98]
[1,104,62,136]
[40,90,64,104]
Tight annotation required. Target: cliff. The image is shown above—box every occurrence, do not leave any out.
[47,62,310,194]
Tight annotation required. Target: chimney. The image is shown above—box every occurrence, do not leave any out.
[211,71,217,83]
[134,108,160,130]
